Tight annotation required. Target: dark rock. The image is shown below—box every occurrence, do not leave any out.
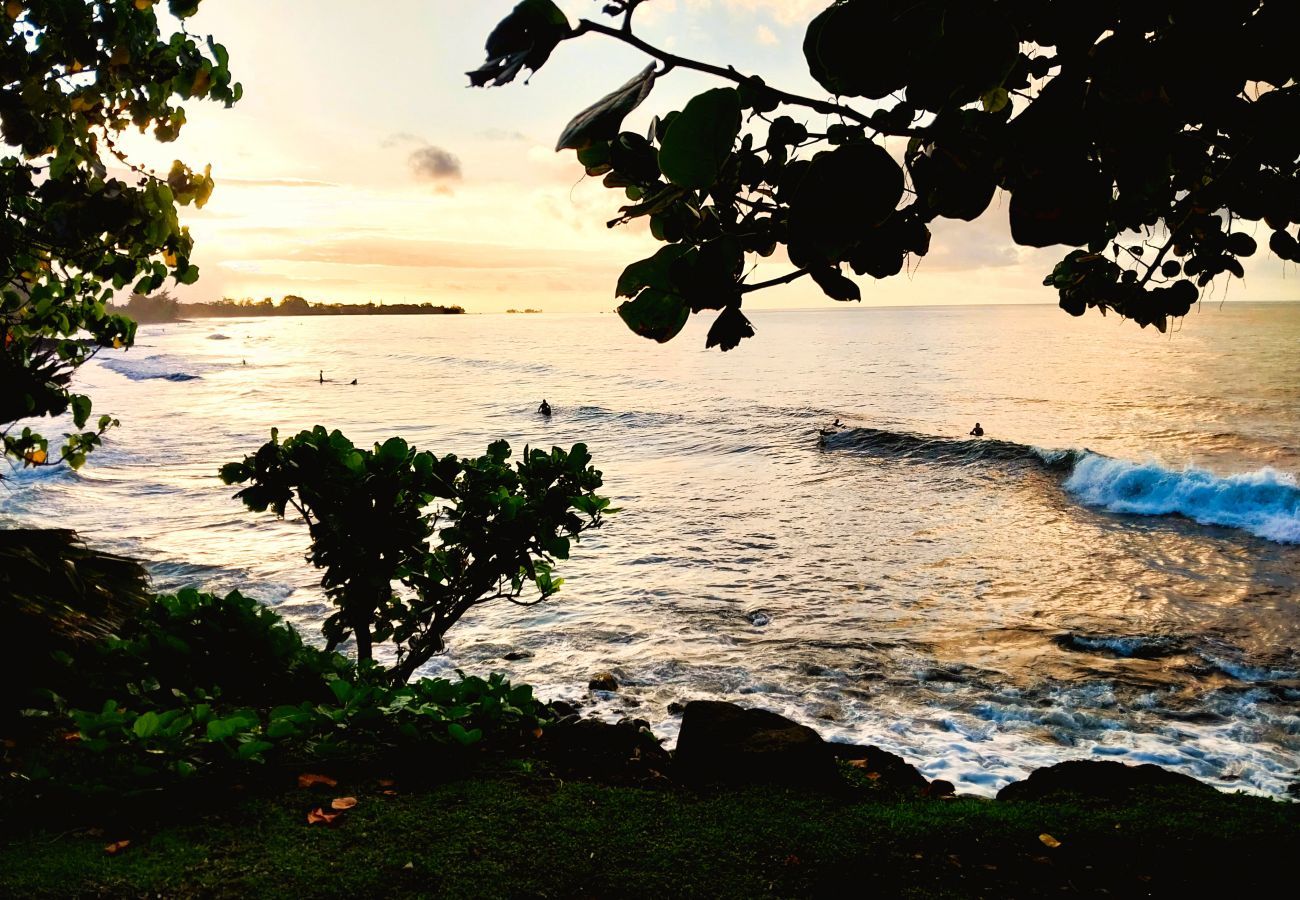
[503,650,533,661]
[588,672,618,691]
[674,700,840,790]
[924,779,956,798]
[745,610,772,626]
[547,700,579,719]
[829,743,929,794]
[997,759,1217,803]
[538,717,672,783]
[666,701,686,715]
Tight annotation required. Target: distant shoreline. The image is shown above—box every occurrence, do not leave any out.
[118,300,466,325]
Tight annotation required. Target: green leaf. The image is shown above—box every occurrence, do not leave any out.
[448,723,483,745]
[658,88,742,190]
[132,711,160,739]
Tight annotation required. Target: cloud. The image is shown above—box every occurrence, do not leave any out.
[380,132,425,149]
[479,127,529,142]
[229,236,609,274]
[408,145,463,182]
[755,24,778,45]
[218,177,339,188]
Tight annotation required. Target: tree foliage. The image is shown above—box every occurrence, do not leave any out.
[1,0,239,474]
[471,0,1299,348]
[220,428,611,684]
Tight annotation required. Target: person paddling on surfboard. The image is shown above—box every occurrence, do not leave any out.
[969,422,984,437]
[538,399,551,417]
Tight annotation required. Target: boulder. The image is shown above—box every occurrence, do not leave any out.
[588,672,618,691]
[997,759,1217,802]
[674,700,840,789]
[538,717,671,783]
[829,743,929,795]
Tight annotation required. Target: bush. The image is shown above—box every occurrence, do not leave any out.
[221,429,612,682]
[10,590,549,789]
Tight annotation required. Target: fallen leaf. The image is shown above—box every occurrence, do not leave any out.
[377,778,396,788]
[61,731,81,743]
[402,861,414,870]
[1039,833,1062,849]
[381,790,398,796]
[297,773,337,789]
[331,796,358,810]
[306,807,339,826]
[104,840,131,855]
[531,727,544,739]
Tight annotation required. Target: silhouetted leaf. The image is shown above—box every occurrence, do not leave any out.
[705,305,755,351]
[467,0,570,88]
[556,64,656,151]
[658,88,741,190]
[617,289,689,343]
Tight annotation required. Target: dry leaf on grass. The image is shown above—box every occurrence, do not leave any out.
[104,840,131,855]
[331,796,358,810]
[307,807,340,826]
[297,773,338,789]
[1039,833,1062,849]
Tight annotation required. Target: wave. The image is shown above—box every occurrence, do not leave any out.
[1064,455,1300,544]
[822,427,1080,470]
[98,354,202,382]
[825,426,1300,544]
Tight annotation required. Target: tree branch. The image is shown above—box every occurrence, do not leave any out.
[569,19,921,138]
[740,268,809,294]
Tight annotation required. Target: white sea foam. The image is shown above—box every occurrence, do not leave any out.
[1064,453,1300,543]
[99,353,203,382]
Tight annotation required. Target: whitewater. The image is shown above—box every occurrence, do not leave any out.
[3,303,1298,797]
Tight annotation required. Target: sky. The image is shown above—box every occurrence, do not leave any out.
[116,0,1297,313]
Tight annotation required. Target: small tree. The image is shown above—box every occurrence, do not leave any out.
[220,428,612,683]
[470,0,1299,349]
[2,0,240,475]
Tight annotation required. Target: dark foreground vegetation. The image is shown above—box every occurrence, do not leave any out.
[4,761,1296,899]
[3,530,1297,898]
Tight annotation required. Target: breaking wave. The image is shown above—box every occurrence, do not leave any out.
[825,427,1300,544]
[98,354,202,382]
[1064,454,1300,544]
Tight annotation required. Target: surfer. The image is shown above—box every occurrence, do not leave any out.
[832,418,844,428]
[969,422,984,437]
[319,370,324,384]
[538,399,552,417]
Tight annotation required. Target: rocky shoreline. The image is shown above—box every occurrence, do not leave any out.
[544,692,1258,804]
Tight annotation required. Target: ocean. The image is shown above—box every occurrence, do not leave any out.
[3,302,1298,797]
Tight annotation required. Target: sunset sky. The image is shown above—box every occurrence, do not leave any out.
[122,0,1296,312]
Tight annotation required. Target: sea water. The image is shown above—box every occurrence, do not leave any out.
[3,302,1298,796]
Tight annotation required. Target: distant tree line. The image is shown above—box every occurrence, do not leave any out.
[119,292,465,324]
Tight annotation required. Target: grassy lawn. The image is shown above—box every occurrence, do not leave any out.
[3,764,1297,898]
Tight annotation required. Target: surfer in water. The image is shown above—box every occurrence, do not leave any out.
[319,370,324,384]
[969,422,984,437]
[538,399,552,417]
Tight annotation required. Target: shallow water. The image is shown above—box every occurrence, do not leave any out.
[4,302,1299,796]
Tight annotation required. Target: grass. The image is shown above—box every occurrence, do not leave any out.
[2,762,1297,898]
